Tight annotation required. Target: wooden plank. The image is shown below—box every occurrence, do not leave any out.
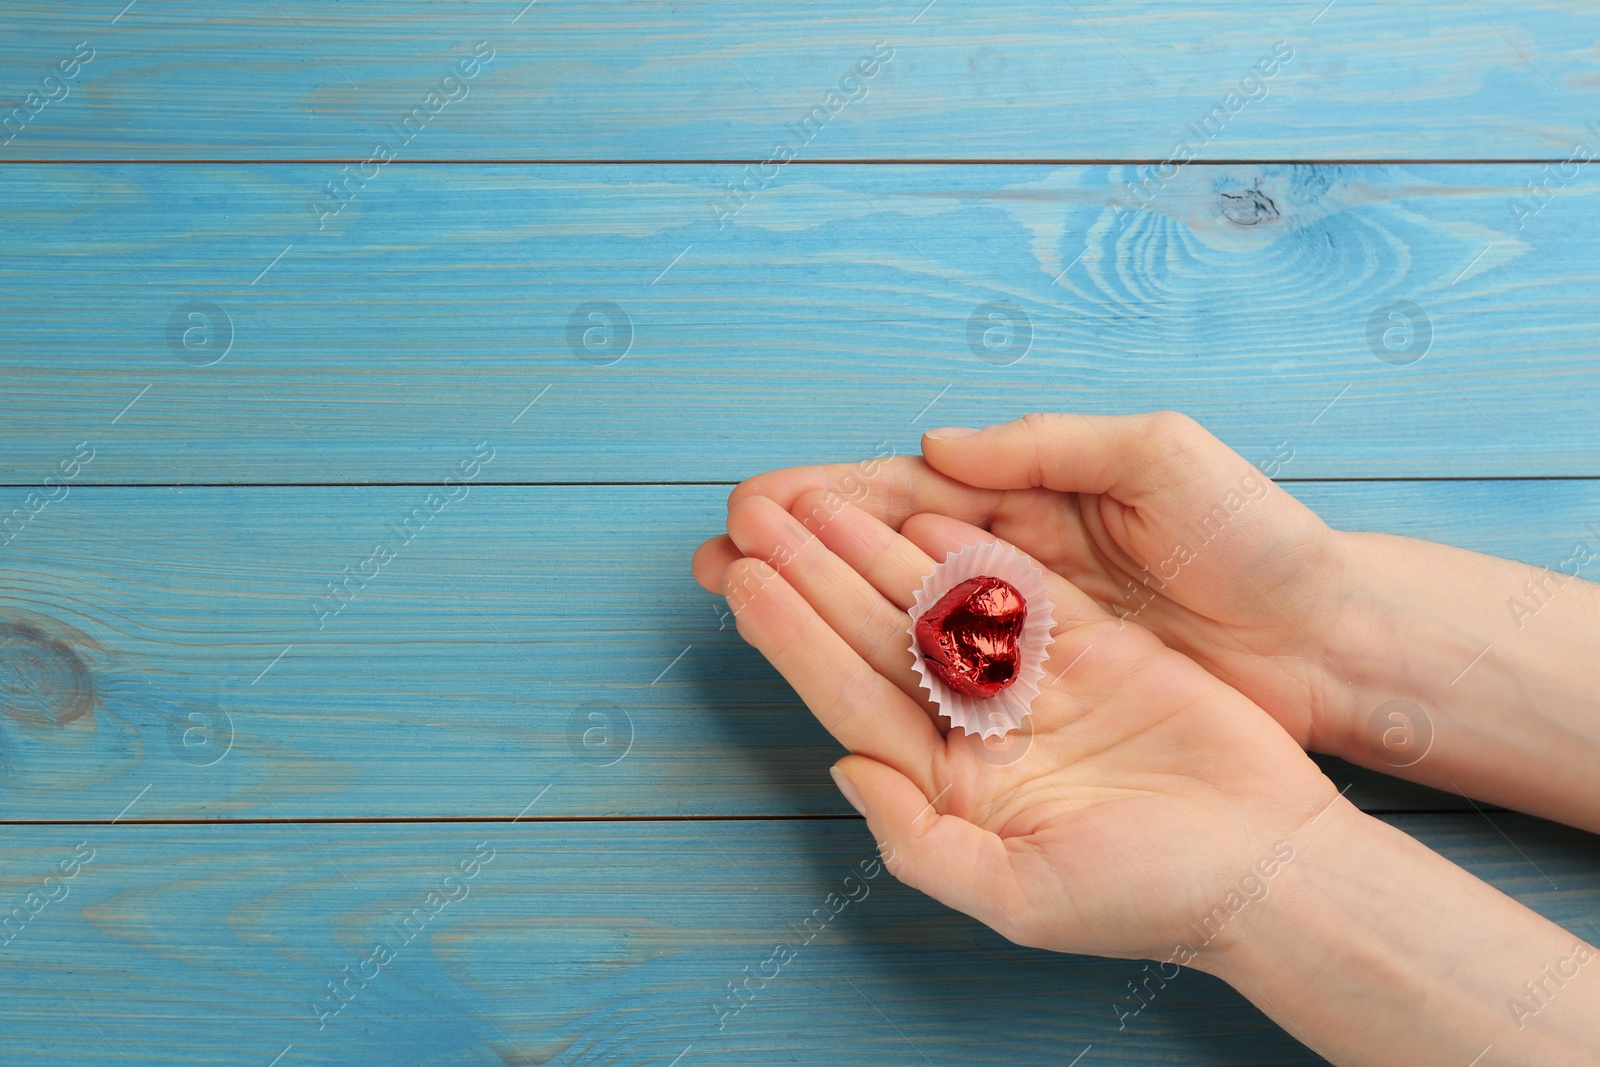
[2,479,1596,821]
[0,814,1594,1065]
[2,2,1597,160]
[2,163,1599,482]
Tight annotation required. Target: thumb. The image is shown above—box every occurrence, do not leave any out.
[830,754,1027,941]
[922,411,1246,505]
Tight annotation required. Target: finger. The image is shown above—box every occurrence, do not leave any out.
[692,534,742,593]
[922,411,1254,504]
[830,754,1029,945]
[791,489,935,612]
[730,456,1004,532]
[725,496,932,707]
[724,559,941,786]
[899,512,1109,631]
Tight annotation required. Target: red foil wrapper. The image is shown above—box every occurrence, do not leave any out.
[913,576,1027,697]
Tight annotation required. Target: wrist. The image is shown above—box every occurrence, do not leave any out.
[1309,529,1469,766]
[1188,792,1372,985]
[1196,796,1600,1066]
[1298,528,1391,760]
[1312,531,1600,832]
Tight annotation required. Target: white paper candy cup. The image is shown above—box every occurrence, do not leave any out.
[907,540,1056,740]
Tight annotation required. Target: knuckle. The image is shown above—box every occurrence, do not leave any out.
[792,488,841,531]
[791,487,828,515]
[1019,411,1058,435]
[1144,409,1201,446]
[1140,410,1212,484]
[1018,411,1060,486]
[863,600,911,664]
[818,657,875,731]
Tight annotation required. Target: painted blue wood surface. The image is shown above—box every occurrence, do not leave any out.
[1,479,1596,821]
[6,4,1600,1063]
[1,815,1596,1065]
[2,2,1597,160]
[2,163,1598,482]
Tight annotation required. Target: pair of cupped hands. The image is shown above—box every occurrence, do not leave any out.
[691,412,1357,967]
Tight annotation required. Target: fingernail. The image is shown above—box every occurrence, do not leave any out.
[830,766,867,816]
[925,427,979,440]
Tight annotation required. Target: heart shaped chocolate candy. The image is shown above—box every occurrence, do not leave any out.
[914,575,1027,698]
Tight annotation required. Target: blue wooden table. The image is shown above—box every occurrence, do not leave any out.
[3,3,1600,1063]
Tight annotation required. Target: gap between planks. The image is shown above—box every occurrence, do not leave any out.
[0,158,1590,165]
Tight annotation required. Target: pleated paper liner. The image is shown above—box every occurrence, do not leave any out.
[907,540,1056,739]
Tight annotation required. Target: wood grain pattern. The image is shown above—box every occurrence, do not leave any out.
[2,479,1595,821]
[2,2,1597,160]
[1,815,1596,1066]
[8,7,1600,1060]
[2,163,1598,482]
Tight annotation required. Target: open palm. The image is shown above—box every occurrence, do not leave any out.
[696,487,1338,960]
[699,412,1358,754]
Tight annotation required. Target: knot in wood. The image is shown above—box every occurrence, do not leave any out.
[0,620,95,727]
[1219,188,1280,226]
